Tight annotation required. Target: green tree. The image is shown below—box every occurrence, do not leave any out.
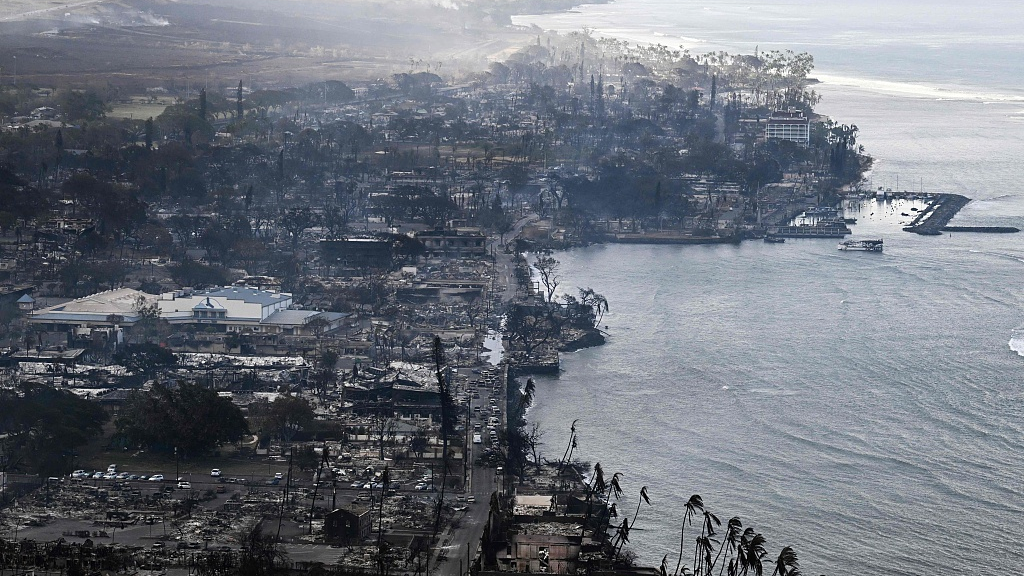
[0,384,108,476]
[57,88,108,121]
[269,395,315,442]
[116,382,248,456]
[112,342,177,379]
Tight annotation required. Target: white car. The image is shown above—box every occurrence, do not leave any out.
[149,474,165,482]
[70,470,88,479]
[211,469,221,477]
[177,481,192,490]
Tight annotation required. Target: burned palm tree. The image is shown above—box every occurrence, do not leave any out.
[516,377,536,415]
[597,471,624,536]
[675,494,704,576]
[614,485,651,558]
[557,419,579,492]
[611,517,631,556]
[580,462,607,537]
[736,529,767,576]
[671,494,704,573]
[770,546,799,576]
[431,336,457,537]
[376,467,392,576]
[695,535,718,576]
[712,517,742,576]
[693,509,720,576]
[558,419,579,473]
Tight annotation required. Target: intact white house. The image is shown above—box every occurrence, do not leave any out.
[765,108,810,146]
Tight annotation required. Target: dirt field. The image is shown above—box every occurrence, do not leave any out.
[0,0,532,90]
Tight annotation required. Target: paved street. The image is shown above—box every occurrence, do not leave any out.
[431,364,507,576]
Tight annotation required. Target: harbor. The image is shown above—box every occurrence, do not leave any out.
[901,194,972,235]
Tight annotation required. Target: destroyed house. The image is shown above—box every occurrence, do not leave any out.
[416,228,487,258]
[503,534,582,574]
[320,238,394,270]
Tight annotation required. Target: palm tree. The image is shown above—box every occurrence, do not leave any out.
[611,517,631,555]
[713,517,743,576]
[376,466,391,576]
[771,547,799,576]
[695,535,718,576]
[613,485,651,558]
[736,530,767,576]
[516,377,536,415]
[675,494,704,576]
[580,462,606,537]
[557,419,579,475]
[693,509,720,576]
[632,485,651,529]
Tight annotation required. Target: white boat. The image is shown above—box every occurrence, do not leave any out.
[838,239,883,252]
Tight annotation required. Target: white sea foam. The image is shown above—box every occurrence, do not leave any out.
[1009,331,1024,357]
[815,73,1024,103]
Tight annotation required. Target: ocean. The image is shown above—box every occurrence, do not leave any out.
[511,2,1024,575]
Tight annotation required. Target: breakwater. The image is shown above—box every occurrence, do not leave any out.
[902,194,971,235]
[941,226,1020,233]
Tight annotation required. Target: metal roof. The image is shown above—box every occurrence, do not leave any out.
[199,287,291,306]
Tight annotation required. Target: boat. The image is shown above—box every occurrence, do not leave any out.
[764,235,785,243]
[838,239,883,252]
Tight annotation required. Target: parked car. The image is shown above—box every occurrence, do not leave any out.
[149,474,165,482]
[211,469,222,477]
[177,481,192,490]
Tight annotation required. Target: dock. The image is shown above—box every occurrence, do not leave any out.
[767,224,851,238]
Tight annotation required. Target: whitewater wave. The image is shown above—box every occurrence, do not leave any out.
[1009,330,1024,357]
[815,73,1024,103]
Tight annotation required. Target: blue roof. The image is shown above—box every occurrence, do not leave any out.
[16,294,34,303]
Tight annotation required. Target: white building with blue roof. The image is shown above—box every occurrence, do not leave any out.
[31,286,345,340]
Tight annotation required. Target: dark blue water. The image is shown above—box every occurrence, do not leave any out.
[514,2,1024,574]
[528,216,1024,575]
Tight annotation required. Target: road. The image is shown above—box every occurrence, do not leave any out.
[490,213,539,302]
[431,365,508,576]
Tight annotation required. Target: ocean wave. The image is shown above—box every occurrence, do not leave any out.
[1009,330,1024,357]
[815,73,1024,103]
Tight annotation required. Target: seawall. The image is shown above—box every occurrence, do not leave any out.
[902,194,971,235]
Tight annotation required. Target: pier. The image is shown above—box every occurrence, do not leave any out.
[767,223,851,238]
[902,194,971,235]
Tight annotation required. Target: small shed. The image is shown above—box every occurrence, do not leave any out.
[17,294,35,311]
